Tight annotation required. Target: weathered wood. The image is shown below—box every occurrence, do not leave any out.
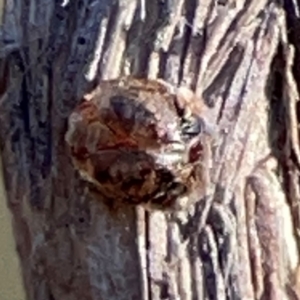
[0,0,300,299]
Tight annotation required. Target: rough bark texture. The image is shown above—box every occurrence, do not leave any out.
[1,0,300,299]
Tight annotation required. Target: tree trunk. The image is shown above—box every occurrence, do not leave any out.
[1,0,300,299]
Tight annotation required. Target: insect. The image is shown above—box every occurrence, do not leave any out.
[65,77,212,210]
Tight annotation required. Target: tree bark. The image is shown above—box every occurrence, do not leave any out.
[1,0,300,299]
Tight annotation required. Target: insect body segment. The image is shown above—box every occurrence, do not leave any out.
[65,77,210,210]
